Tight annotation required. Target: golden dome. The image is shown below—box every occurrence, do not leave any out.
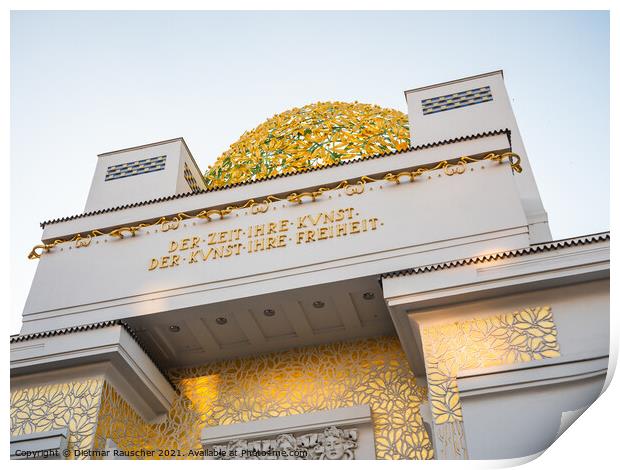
[204,101,410,188]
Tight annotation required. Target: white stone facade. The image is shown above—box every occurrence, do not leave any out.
[10,71,609,460]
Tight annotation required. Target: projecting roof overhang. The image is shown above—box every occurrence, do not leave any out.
[10,322,177,421]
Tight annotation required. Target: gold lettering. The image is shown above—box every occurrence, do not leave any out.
[213,246,224,259]
[318,226,331,240]
[266,236,278,249]
[148,209,382,271]
[309,213,322,226]
[253,238,264,252]
[297,216,308,229]
[180,238,190,250]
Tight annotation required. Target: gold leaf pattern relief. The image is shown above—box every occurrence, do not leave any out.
[421,306,561,425]
[94,336,433,460]
[204,102,410,188]
[10,377,105,459]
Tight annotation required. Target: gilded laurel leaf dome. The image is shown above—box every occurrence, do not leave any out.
[204,101,411,188]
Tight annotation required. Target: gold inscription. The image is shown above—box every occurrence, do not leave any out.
[147,206,380,271]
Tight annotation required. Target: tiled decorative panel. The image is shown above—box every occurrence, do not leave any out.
[183,163,201,192]
[105,155,166,181]
[421,86,493,115]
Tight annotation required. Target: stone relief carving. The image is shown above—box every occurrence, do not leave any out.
[210,426,358,460]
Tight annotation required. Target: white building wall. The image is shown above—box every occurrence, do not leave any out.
[405,71,551,243]
[84,139,186,212]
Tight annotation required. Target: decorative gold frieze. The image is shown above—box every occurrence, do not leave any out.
[28,151,521,260]
[421,306,560,426]
[94,381,167,458]
[93,337,433,460]
[10,377,105,459]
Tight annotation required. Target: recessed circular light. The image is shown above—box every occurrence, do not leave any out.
[215,317,228,325]
[362,292,375,300]
[169,325,181,333]
[263,309,275,317]
[312,300,325,309]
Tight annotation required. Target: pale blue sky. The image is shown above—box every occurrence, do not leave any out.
[10,11,609,333]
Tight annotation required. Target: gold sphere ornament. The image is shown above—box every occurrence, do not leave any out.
[204,101,411,188]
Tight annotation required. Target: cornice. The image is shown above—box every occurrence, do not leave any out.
[381,232,610,279]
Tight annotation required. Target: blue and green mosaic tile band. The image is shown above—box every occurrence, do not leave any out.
[422,86,493,115]
[183,163,201,192]
[105,155,167,181]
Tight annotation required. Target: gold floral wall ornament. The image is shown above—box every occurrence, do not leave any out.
[159,217,181,232]
[194,208,232,221]
[421,306,560,427]
[109,226,141,239]
[10,377,105,459]
[27,151,521,260]
[74,234,92,248]
[250,200,270,214]
[204,102,411,188]
[94,382,165,457]
[92,337,434,460]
